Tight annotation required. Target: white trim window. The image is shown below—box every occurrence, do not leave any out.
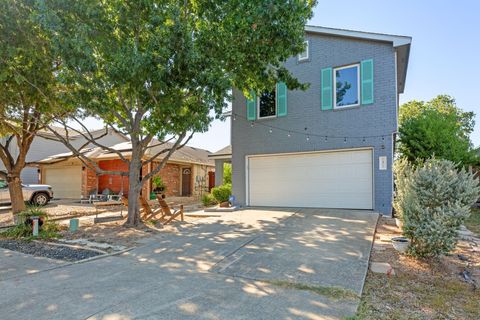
[334,63,360,108]
[298,40,309,61]
[257,89,277,119]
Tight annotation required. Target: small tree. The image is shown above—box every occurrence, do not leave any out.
[39,0,316,226]
[396,158,480,258]
[398,95,477,166]
[0,0,64,216]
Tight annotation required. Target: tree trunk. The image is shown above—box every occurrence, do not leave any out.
[125,153,143,227]
[7,173,26,223]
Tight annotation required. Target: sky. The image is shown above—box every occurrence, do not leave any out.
[81,1,480,152]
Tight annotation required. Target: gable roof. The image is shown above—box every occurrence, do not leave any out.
[305,25,412,94]
[208,145,232,160]
[38,139,214,166]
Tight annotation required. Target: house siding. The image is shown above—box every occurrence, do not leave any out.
[231,33,398,215]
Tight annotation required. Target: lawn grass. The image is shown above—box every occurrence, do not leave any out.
[465,207,480,236]
[265,279,359,301]
[354,272,480,319]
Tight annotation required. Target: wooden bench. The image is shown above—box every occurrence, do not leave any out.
[93,200,125,223]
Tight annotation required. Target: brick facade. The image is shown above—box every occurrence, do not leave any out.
[77,159,212,199]
[152,162,181,197]
[82,166,98,198]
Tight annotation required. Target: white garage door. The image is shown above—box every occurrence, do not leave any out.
[247,149,373,209]
[44,166,82,199]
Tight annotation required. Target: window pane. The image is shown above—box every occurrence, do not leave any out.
[299,41,308,60]
[0,180,7,188]
[259,90,276,118]
[335,66,359,107]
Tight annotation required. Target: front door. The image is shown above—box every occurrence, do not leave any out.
[182,168,191,196]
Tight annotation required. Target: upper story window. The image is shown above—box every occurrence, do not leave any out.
[258,89,276,118]
[298,40,309,62]
[334,64,360,108]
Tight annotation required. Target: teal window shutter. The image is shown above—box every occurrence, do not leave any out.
[321,68,333,110]
[361,59,374,105]
[276,82,287,117]
[246,91,256,120]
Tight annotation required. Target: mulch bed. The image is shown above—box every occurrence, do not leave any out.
[0,239,103,262]
[357,217,480,319]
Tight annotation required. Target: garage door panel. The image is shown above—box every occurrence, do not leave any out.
[248,149,373,209]
[44,166,82,199]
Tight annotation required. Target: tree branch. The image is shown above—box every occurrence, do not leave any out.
[142,132,193,182]
[44,123,129,177]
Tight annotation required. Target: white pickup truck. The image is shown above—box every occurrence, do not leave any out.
[0,180,54,206]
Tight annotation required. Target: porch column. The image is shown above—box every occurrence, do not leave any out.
[214,159,225,186]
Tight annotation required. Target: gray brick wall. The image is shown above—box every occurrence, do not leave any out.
[231,33,398,215]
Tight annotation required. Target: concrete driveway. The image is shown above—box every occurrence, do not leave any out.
[0,208,378,320]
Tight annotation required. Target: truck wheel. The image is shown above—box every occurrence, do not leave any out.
[32,192,49,206]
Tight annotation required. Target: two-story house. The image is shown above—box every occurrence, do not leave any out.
[211,26,411,216]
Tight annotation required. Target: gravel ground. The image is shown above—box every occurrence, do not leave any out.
[0,239,103,262]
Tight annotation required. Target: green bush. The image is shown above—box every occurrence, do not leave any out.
[1,207,61,240]
[223,163,232,184]
[201,193,217,206]
[211,183,232,203]
[395,158,480,258]
[393,158,414,221]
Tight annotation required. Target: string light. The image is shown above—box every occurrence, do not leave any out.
[232,113,393,141]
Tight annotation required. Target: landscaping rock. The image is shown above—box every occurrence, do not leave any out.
[59,239,126,251]
[370,262,395,276]
[0,239,102,262]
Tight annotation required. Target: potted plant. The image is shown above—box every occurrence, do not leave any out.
[152,176,166,193]
[391,236,410,253]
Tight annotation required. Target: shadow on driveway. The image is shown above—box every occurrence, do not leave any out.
[0,207,378,320]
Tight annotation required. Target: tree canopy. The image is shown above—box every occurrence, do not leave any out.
[0,0,65,214]
[398,95,477,166]
[36,0,316,225]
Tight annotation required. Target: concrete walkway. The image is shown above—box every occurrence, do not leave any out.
[0,208,378,320]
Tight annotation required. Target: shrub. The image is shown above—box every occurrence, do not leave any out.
[1,207,61,240]
[211,183,232,203]
[152,176,166,192]
[201,193,217,206]
[223,163,232,184]
[393,158,414,221]
[395,158,480,258]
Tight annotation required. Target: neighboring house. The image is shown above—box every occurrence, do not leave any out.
[0,127,127,185]
[38,140,215,200]
[211,26,411,216]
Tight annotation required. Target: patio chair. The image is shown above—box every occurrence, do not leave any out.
[80,193,103,204]
[139,196,162,220]
[156,194,184,224]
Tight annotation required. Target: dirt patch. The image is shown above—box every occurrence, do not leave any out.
[0,239,102,262]
[357,217,480,319]
[58,214,201,248]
